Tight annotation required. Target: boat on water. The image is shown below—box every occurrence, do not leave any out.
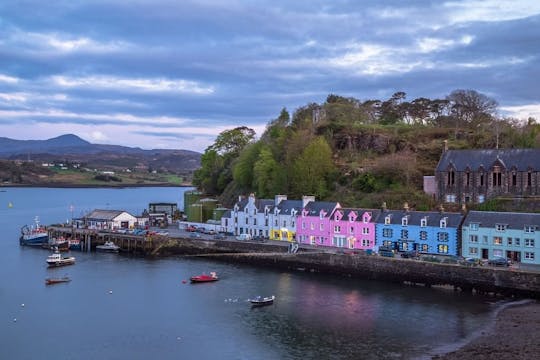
[46,251,76,267]
[96,241,120,253]
[190,271,219,283]
[45,276,71,285]
[43,238,70,252]
[249,295,275,307]
[20,217,49,246]
[69,239,82,251]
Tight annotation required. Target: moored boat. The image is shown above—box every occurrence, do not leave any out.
[45,276,71,285]
[96,241,120,253]
[20,217,49,246]
[190,271,219,283]
[46,251,76,267]
[69,239,81,251]
[249,295,275,307]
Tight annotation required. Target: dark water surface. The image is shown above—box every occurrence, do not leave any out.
[1,187,494,359]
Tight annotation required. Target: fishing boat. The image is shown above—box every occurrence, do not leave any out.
[249,295,275,307]
[69,239,82,251]
[45,276,71,285]
[20,216,49,246]
[190,271,219,283]
[96,241,120,253]
[46,250,76,267]
[43,238,70,252]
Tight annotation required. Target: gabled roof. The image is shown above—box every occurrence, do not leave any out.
[465,211,540,229]
[276,200,303,214]
[84,209,132,220]
[303,201,339,216]
[235,198,274,212]
[377,210,464,227]
[331,208,380,221]
[436,149,540,172]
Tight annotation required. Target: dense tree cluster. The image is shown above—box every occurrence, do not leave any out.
[193,90,539,208]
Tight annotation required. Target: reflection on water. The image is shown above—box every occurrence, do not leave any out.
[0,187,494,360]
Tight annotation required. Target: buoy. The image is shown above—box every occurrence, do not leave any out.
[13,318,17,322]
[109,290,113,294]
[21,303,25,307]
[182,280,186,284]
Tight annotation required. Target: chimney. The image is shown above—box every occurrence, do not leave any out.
[248,193,256,205]
[403,202,409,212]
[443,140,448,153]
[461,203,467,215]
[381,201,387,212]
[302,195,315,208]
[238,195,245,203]
[275,194,287,206]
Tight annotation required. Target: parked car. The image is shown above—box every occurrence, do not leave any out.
[236,234,252,241]
[186,226,197,232]
[487,257,511,267]
[189,232,201,238]
[400,250,419,259]
[213,233,225,240]
[252,235,267,242]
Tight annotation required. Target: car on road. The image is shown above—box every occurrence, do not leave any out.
[487,256,511,267]
[400,250,419,259]
[213,233,225,240]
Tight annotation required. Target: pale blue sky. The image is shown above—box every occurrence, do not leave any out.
[1,0,539,152]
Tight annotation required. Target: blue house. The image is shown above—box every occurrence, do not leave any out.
[375,204,464,256]
[462,211,540,265]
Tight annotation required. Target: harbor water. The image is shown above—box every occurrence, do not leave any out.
[0,187,495,359]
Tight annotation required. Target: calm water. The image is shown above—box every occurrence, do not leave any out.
[0,187,495,359]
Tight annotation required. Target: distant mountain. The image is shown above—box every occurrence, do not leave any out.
[0,134,201,173]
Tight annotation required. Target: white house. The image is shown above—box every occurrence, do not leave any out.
[80,209,138,230]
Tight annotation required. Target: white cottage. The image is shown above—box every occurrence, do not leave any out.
[81,209,138,230]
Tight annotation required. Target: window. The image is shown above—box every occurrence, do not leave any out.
[438,232,449,242]
[507,237,513,246]
[362,227,369,235]
[245,218,248,225]
[512,173,517,186]
[445,194,456,203]
[437,244,449,254]
[478,195,485,203]
[385,216,391,225]
[470,223,479,231]
[515,238,521,246]
[421,218,427,227]
[383,240,393,247]
[440,218,447,228]
[493,236,503,245]
[265,219,269,226]
[350,226,355,234]
[496,224,507,231]
[493,249,503,257]
[383,228,393,238]
[525,239,535,247]
[480,173,484,186]
[469,235,478,243]
[420,231,428,240]
[419,244,429,252]
[469,247,478,255]
[525,225,535,233]
[253,218,257,226]
[361,239,370,247]
[492,166,502,186]
[402,217,408,226]
[292,221,295,228]
[320,223,324,231]
[283,221,287,228]
[527,171,532,187]
[525,252,535,260]
[363,216,369,223]
[447,170,455,185]
[466,172,470,186]
[274,220,278,226]
[301,221,305,230]
[334,225,341,233]
[310,223,314,230]
[401,229,409,239]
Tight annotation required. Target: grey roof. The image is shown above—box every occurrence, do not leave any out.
[303,201,339,216]
[236,198,274,212]
[84,209,131,220]
[377,210,464,227]
[465,211,540,229]
[331,208,381,222]
[276,200,303,214]
[436,149,540,172]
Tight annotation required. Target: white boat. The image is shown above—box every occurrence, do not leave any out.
[46,251,76,267]
[20,216,49,246]
[96,241,120,253]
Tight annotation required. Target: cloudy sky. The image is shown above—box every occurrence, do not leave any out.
[1,1,539,152]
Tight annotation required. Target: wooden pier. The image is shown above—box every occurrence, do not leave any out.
[47,226,162,254]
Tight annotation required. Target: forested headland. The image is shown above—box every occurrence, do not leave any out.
[193,89,540,210]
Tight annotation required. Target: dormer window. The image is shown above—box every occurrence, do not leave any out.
[264,208,269,216]
[496,224,507,232]
[363,216,369,223]
[440,218,447,228]
[385,216,391,225]
[525,225,535,233]
[402,217,408,226]
[420,218,427,227]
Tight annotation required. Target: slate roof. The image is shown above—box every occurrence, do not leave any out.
[331,208,381,222]
[377,210,464,227]
[276,200,303,214]
[303,201,339,216]
[464,211,540,229]
[236,198,274,212]
[436,149,540,172]
[84,209,131,220]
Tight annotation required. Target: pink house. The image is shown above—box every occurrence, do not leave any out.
[329,208,380,250]
[296,201,340,246]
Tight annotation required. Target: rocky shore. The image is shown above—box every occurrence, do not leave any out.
[432,300,540,359]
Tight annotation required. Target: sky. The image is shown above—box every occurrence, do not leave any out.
[1,0,540,153]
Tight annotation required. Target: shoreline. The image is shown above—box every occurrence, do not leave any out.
[429,299,540,359]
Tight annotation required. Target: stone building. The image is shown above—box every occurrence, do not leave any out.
[435,147,540,205]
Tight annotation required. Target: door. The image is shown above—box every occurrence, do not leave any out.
[481,248,489,259]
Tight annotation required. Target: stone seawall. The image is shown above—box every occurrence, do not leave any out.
[153,237,540,298]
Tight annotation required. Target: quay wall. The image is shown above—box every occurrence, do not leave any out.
[155,237,540,299]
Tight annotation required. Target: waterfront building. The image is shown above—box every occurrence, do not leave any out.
[76,209,138,230]
[328,208,380,250]
[296,201,341,246]
[435,147,540,205]
[375,204,464,256]
[269,195,315,241]
[462,211,540,265]
[223,194,275,237]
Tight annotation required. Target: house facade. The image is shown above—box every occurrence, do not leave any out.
[375,205,464,256]
[78,209,138,230]
[223,194,275,237]
[269,196,315,241]
[328,208,379,250]
[435,148,540,205]
[462,211,540,265]
[296,201,341,246]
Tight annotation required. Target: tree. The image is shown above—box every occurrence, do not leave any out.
[447,89,498,129]
[253,147,287,198]
[209,126,256,156]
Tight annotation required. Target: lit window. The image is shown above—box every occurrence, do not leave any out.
[437,244,448,254]
[493,236,503,245]
[469,247,478,255]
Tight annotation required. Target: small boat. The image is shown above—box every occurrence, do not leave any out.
[20,216,49,246]
[190,271,219,283]
[45,276,71,285]
[43,238,70,252]
[249,295,275,307]
[69,239,82,251]
[96,241,120,253]
[46,251,76,267]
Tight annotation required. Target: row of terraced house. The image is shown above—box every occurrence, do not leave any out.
[220,193,540,265]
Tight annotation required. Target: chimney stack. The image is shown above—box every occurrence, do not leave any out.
[443,140,448,153]
[381,201,387,212]
[403,202,409,212]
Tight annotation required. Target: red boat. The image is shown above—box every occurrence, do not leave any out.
[45,276,71,285]
[190,271,218,283]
